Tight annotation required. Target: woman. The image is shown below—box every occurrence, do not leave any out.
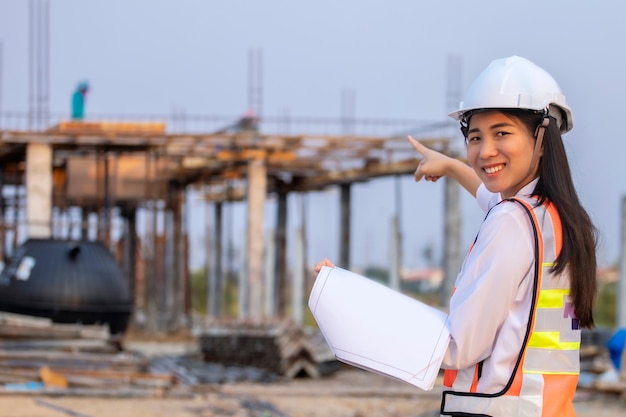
[315,56,597,417]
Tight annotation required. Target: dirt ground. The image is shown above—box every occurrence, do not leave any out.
[0,368,624,417]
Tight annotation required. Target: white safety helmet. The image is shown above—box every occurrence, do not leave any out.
[449,56,573,133]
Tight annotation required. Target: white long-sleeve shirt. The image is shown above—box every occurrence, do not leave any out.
[441,179,538,393]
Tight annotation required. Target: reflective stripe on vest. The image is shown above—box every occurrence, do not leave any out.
[441,197,579,417]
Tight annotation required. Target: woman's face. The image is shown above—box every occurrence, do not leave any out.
[466,111,539,199]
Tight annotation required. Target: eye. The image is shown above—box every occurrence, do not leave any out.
[466,135,481,143]
[495,130,510,137]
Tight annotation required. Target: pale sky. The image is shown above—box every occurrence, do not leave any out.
[1,1,624,270]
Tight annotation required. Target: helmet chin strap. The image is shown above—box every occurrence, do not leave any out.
[528,116,550,178]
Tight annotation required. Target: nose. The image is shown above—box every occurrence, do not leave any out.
[478,136,498,159]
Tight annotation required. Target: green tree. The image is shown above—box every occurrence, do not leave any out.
[594,281,617,328]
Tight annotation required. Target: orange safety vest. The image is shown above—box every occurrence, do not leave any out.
[441,196,580,417]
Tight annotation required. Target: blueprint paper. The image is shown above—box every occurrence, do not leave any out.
[308,266,450,391]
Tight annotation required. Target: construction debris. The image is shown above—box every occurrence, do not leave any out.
[0,312,110,341]
[197,318,338,379]
[0,313,339,398]
[0,312,175,397]
[3,312,623,400]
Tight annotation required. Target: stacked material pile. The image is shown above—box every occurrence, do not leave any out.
[197,319,338,379]
[0,312,178,397]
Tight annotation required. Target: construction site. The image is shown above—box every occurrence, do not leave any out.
[1,98,623,417]
[0,2,625,416]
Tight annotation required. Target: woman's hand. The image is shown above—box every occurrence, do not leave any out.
[314,258,335,275]
[407,135,481,197]
[407,135,451,183]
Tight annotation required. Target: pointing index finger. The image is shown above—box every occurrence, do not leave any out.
[407,135,427,155]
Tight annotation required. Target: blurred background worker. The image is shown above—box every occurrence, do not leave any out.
[71,80,90,120]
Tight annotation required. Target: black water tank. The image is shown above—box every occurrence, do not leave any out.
[0,239,133,334]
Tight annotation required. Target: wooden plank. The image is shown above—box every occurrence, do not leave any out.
[0,369,36,383]
[268,151,296,162]
[0,365,175,389]
[0,339,116,353]
[216,150,236,161]
[239,149,267,160]
[45,368,175,389]
[0,350,148,368]
[50,121,167,135]
[0,322,110,340]
[0,312,53,328]
[0,386,168,398]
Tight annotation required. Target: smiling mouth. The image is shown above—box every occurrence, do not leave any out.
[484,165,504,174]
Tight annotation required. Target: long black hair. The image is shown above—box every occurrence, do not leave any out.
[496,109,598,328]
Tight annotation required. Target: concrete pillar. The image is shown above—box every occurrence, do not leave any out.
[208,201,223,318]
[153,202,166,331]
[339,183,351,269]
[172,187,186,329]
[11,185,20,253]
[441,174,462,309]
[239,228,248,319]
[274,189,288,315]
[164,209,176,330]
[389,215,401,291]
[99,152,111,247]
[80,208,89,239]
[144,200,158,333]
[389,175,403,291]
[264,229,276,317]
[292,226,305,324]
[246,159,267,318]
[124,207,138,305]
[26,143,52,238]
